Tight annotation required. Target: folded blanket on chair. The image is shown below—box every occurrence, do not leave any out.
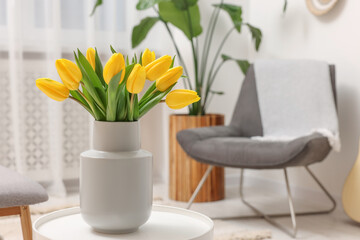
[252,59,340,151]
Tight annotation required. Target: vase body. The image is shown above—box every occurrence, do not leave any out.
[169,114,225,202]
[342,142,360,223]
[80,121,152,234]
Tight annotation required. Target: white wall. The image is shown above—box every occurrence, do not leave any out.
[246,0,359,197]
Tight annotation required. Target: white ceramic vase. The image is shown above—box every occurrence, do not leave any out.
[80,121,153,234]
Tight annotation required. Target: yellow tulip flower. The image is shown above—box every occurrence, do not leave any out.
[126,64,146,94]
[165,89,200,109]
[142,48,155,67]
[36,78,69,102]
[86,48,96,70]
[55,59,82,90]
[103,53,125,84]
[144,55,172,81]
[156,66,183,92]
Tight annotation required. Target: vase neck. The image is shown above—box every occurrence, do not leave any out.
[92,121,140,152]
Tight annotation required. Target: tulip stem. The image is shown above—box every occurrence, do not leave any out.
[130,93,135,119]
[69,96,95,118]
[76,89,101,119]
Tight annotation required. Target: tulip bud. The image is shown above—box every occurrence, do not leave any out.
[55,59,82,90]
[142,48,155,67]
[156,66,183,92]
[36,78,69,102]
[103,53,125,84]
[144,55,172,81]
[165,89,200,109]
[126,64,146,94]
[86,48,96,70]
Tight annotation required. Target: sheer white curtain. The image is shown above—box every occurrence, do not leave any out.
[0,0,137,196]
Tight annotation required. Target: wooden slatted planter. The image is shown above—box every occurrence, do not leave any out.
[169,114,225,202]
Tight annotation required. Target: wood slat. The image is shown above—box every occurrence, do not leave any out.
[169,114,225,202]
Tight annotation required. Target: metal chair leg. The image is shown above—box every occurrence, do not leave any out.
[236,167,336,238]
[186,165,214,209]
[187,166,336,238]
[239,168,298,237]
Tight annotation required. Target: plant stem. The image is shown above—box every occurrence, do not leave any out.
[208,27,235,80]
[200,0,223,87]
[202,60,225,111]
[199,8,217,85]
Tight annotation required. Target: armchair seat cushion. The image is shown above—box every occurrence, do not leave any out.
[0,166,48,208]
[177,131,331,169]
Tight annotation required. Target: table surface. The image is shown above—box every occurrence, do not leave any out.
[33,205,214,240]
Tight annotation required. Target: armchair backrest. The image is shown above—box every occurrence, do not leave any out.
[230,64,336,137]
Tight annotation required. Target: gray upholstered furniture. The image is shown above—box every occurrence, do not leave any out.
[177,64,337,238]
[0,165,48,240]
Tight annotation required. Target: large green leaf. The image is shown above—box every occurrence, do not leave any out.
[159,1,202,40]
[90,0,102,16]
[214,4,242,32]
[136,0,169,10]
[106,71,122,121]
[132,17,160,48]
[246,23,262,51]
[222,54,250,75]
[172,0,198,10]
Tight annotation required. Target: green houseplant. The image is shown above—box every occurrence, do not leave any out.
[91,0,262,203]
[92,0,262,115]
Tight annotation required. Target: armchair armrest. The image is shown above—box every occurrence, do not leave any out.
[176,126,240,155]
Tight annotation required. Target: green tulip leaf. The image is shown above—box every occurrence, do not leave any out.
[94,48,106,87]
[132,17,160,48]
[139,84,175,118]
[116,83,127,121]
[106,71,122,121]
[74,52,106,113]
[172,0,198,10]
[133,95,139,120]
[246,23,262,51]
[110,45,117,54]
[139,82,156,106]
[159,1,202,40]
[69,90,93,116]
[214,4,242,32]
[82,87,105,121]
[136,0,169,10]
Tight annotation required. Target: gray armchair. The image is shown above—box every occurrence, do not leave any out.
[177,64,337,238]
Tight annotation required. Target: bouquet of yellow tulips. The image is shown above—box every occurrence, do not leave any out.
[36,47,200,121]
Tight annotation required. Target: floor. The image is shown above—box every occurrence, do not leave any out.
[153,176,360,240]
[1,178,360,240]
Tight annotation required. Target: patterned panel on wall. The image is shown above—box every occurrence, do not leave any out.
[0,72,16,169]
[63,100,90,170]
[23,72,50,171]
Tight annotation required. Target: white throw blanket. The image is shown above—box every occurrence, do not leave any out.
[252,59,340,151]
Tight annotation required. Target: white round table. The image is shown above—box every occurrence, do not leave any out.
[33,205,213,240]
